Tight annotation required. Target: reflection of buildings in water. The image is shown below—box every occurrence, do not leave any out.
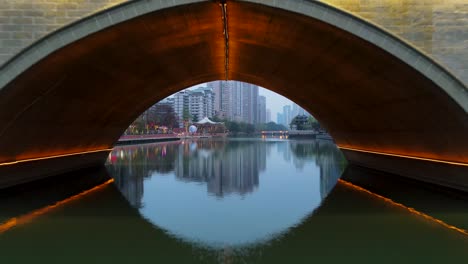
[175,141,267,197]
[106,143,180,208]
[318,155,343,199]
[286,141,315,171]
[107,140,269,204]
[208,144,262,196]
[108,139,343,205]
[293,153,307,170]
[288,140,345,199]
[308,140,344,199]
[265,141,272,158]
[111,168,144,209]
[276,142,292,162]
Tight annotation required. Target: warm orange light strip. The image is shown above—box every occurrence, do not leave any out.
[0,148,114,167]
[338,146,468,167]
[0,179,114,234]
[338,179,468,236]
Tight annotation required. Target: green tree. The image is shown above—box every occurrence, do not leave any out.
[256,122,288,131]
[182,106,191,122]
[147,104,178,128]
[290,115,321,130]
[308,115,321,131]
[211,116,222,122]
[226,121,239,132]
[132,117,146,134]
[245,123,255,134]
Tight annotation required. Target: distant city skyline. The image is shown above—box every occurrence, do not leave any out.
[190,83,297,118]
[258,87,295,118]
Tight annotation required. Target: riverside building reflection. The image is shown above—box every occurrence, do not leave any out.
[174,139,266,197]
[288,140,345,199]
[1,139,467,263]
[107,139,345,203]
[105,138,346,248]
[107,143,178,208]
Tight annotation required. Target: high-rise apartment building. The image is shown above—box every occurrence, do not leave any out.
[283,105,292,126]
[241,82,259,124]
[174,141,266,197]
[173,87,214,126]
[174,90,190,127]
[230,81,243,122]
[208,81,222,117]
[203,89,215,119]
[277,113,284,125]
[292,103,299,119]
[208,80,260,124]
[208,81,230,119]
[189,90,204,121]
[258,96,266,124]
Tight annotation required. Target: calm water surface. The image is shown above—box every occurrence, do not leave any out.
[0,138,467,263]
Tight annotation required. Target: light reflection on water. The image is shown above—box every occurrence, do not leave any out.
[0,138,467,263]
[106,138,345,249]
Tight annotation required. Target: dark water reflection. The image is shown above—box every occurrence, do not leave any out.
[106,138,345,248]
[0,138,467,263]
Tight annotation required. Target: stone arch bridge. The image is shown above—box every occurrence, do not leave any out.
[0,0,467,191]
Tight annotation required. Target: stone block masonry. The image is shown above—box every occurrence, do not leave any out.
[0,0,126,64]
[322,0,468,87]
[0,0,467,86]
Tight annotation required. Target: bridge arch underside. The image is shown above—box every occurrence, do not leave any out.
[0,1,467,190]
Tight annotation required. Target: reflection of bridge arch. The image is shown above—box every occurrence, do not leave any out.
[0,0,467,190]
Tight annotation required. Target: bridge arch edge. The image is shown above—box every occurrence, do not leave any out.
[0,0,466,113]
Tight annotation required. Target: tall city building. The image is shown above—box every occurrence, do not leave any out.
[258,96,266,124]
[230,81,243,122]
[283,105,292,126]
[173,90,190,127]
[292,103,299,119]
[174,140,267,197]
[208,81,221,116]
[173,87,214,126]
[189,87,214,122]
[203,88,215,119]
[209,80,260,124]
[241,82,259,124]
[208,81,230,119]
[277,113,284,125]
[266,109,271,123]
[189,90,204,122]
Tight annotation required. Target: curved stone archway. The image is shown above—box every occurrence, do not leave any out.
[0,0,467,190]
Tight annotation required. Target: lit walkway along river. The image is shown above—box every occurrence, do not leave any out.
[0,138,467,263]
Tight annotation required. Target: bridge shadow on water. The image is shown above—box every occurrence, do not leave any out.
[0,166,209,263]
[341,165,468,232]
[0,157,467,263]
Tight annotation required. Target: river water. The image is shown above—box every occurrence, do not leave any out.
[0,138,467,263]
